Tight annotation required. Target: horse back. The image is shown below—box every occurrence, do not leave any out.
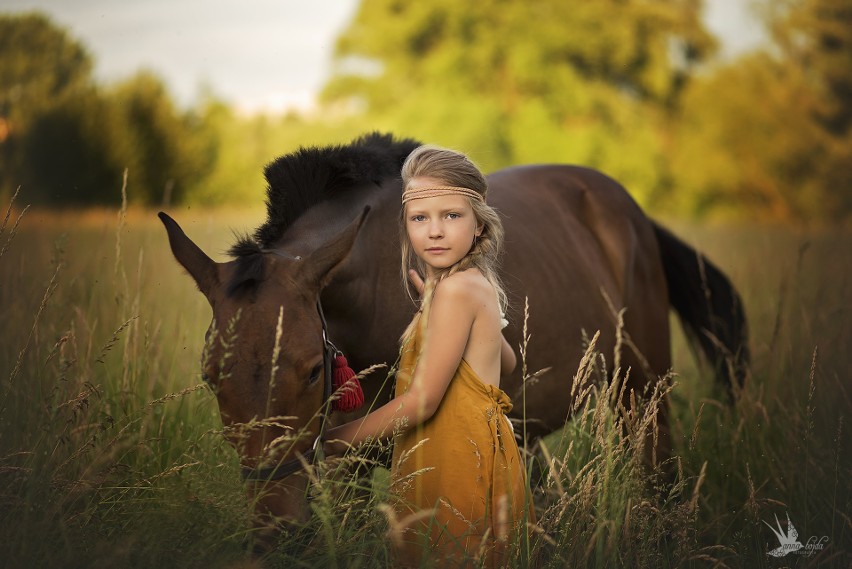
[485,165,671,432]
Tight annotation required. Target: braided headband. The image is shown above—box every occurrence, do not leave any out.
[402,185,485,205]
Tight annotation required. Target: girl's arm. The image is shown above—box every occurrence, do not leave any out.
[323,277,477,455]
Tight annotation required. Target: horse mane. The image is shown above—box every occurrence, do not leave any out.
[225,132,421,296]
[254,132,420,248]
[226,235,265,297]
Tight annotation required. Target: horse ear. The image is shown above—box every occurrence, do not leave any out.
[158,212,219,298]
[301,206,371,290]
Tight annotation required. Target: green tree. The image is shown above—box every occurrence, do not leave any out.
[0,12,94,198]
[767,0,852,134]
[322,0,716,205]
[326,0,714,111]
[670,0,852,222]
[17,69,218,206]
[669,53,826,219]
[109,71,215,205]
[1,13,217,206]
[20,88,130,204]
[770,0,852,221]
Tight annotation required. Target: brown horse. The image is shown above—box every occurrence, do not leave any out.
[159,132,747,532]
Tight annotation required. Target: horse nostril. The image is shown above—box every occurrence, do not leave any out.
[201,364,217,384]
[201,363,221,384]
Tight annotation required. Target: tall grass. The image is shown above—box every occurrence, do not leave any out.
[0,200,849,568]
[0,203,263,568]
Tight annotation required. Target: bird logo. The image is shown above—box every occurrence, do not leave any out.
[764,512,803,557]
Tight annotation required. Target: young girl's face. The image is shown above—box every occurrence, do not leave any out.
[405,176,483,278]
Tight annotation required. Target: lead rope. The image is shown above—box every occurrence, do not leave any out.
[309,301,335,498]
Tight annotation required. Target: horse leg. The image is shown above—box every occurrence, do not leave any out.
[616,370,675,492]
[617,285,675,483]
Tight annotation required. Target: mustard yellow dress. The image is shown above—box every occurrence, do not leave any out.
[389,312,534,567]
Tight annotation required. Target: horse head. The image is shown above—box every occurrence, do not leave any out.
[158,207,370,535]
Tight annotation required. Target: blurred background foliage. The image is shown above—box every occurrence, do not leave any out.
[1,0,850,222]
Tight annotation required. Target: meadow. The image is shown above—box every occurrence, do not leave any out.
[0,196,849,568]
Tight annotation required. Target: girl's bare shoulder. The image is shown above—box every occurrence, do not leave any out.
[438,268,494,304]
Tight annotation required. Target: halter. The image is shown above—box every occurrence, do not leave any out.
[239,250,337,483]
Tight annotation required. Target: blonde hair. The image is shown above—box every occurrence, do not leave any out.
[398,145,508,344]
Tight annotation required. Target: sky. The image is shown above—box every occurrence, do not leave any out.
[3,0,766,115]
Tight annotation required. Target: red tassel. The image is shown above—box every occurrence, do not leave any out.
[332,354,364,412]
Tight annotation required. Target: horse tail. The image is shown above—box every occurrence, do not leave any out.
[651,221,749,400]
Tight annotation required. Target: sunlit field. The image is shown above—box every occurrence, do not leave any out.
[1,201,849,568]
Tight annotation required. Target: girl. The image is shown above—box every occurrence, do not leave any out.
[324,145,532,566]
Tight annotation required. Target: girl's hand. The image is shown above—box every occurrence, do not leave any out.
[321,436,347,458]
[408,269,426,297]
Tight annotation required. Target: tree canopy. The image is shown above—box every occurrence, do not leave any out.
[671,0,852,221]
[321,0,718,208]
[0,12,91,132]
[326,0,715,109]
[319,0,850,222]
[0,13,94,200]
[0,13,216,206]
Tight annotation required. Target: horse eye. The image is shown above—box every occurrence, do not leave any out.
[308,363,323,384]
